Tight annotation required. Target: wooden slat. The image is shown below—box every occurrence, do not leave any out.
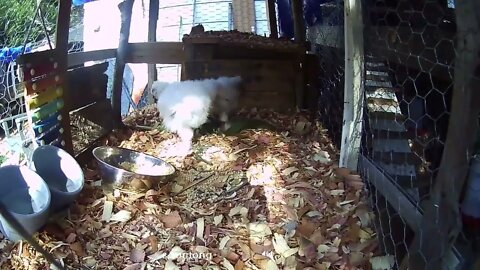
[372,129,409,140]
[66,63,109,111]
[17,49,60,66]
[365,88,398,100]
[359,155,422,230]
[373,138,412,153]
[367,97,399,107]
[266,0,278,38]
[111,0,134,128]
[239,91,295,111]
[376,161,418,188]
[372,151,420,166]
[370,118,406,132]
[369,111,406,122]
[126,42,184,64]
[368,102,402,114]
[147,0,159,89]
[184,60,297,79]
[54,0,74,155]
[67,49,116,67]
[365,79,392,88]
[365,86,402,93]
[366,73,391,82]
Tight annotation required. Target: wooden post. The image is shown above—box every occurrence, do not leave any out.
[407,1,480,269]
[147,0,159,90]
[55,0,74,155]
[111,0,134,129]
[290,0,305,44]
[266,0,278,38]
[339,0,364,170]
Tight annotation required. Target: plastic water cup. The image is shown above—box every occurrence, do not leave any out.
[0,165,51,242]
[31,145,84,212]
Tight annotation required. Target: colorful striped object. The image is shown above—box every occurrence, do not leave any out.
[31,98,64,123]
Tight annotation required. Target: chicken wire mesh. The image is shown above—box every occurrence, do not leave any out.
[0,0,84,165]
[358,0,480,267]
[307,0,345,148]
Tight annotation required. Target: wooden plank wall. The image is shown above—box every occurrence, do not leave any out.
[183,60,297,111]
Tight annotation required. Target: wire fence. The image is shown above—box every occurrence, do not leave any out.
[358,0,480,268]
[0,0,84,165]
[308,0,345,147]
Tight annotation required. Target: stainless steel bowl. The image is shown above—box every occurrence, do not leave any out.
[92,146,175,186]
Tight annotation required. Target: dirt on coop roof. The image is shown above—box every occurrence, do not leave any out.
[182,30,304,51]
[0,106,391,270]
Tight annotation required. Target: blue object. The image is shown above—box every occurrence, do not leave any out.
[277,0,294,39]
[0,165,51,242]
[304,0,324,26]
[32,112,62,137]
[72,0,96,6]
[36,124,63,145]
[0,45,32,64]
[31,145,84,212]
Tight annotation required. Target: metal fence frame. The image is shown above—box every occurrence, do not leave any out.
[342,0,480,268]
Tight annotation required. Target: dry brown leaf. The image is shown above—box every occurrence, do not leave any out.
[349,252,365,267]
[297,237,317,261]
[254,255,279,270]
[297,218,316,237]
[139,135,148,143]
[69,242,86,257]
[309,229,325,245]
[130,247,146,263]
[65,233,76,243]
[282,205,299,221]
[334,167,351,179]
[123,263,144,270]
[148,235,159,253]
[160,211,183,228]
[234,260,245,270]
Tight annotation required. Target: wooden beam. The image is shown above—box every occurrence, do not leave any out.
[290,0,306,44]
[147,0,159,91]
[55,0,74,155]
[125,42,184,64]
[339,0,364,170]
[407,1,480,269]
[111,0,134,129]
[266,0,278,38]
[67,49,116,67]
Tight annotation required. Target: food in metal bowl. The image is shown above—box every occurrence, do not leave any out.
[118,161,173,175]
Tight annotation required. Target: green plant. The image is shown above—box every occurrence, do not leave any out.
[0,154,7,165]
[0,0,58,47]
[0,0,83,48]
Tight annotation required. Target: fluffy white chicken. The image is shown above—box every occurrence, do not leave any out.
[151,76,242,156]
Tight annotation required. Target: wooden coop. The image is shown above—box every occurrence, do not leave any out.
[11,0,319,164]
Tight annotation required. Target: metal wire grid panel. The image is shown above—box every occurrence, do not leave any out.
[154,0,274,85]
[308,0,345,148]
[358,0,480,267]
[0,1,84,166]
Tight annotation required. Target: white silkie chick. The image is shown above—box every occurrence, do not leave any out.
[150,76,242,157]
[150,79,219,156]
